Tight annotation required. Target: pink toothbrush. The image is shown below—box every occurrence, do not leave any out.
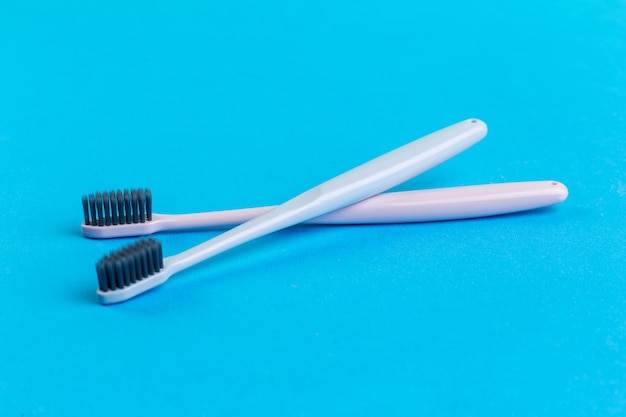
[82,181,567,239]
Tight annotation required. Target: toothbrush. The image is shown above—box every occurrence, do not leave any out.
[82,181,568,239]
[96,118,487,304]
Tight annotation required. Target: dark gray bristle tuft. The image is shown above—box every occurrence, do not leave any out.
[146,189,152,221]
[96,238,163,292]
[103,192,111,226]
[124,190,131,224]
[82,188,154,227]
[109,191,118,226]
[89,195,97,226]
[96,193,104,226]
[131,189,139,223]
[117,190,125,225]
[82,196,90,225]
[138,189,146,223]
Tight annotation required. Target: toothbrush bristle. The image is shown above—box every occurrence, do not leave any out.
[82,188,152,226]
[96,238,163,292]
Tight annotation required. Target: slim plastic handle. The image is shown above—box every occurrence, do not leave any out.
[312,180,568,223]
[81,180,567,238]
[161,181,567,225]
[166,119,487,272]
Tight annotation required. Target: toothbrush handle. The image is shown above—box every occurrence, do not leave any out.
[168,119,487,271]
[156,181,568,228]
[81,180,567,238]
[312,180,568,223]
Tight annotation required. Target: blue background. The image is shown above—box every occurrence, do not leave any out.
[1,1,625,415]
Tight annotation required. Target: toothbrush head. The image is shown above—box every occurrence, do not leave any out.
[96,237,169,304]
[82,188,152,227]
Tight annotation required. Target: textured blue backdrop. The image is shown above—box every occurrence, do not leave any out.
[1,1,625,416]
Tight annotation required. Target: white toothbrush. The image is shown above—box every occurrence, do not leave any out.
[96,118,488,304]
[82,181,567,238]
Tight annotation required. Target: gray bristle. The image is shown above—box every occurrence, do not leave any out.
[82,188,153,227]
[82,196,90,224]
[110,191,118,226]
[89,195,97,225]
[103,192,111,226]
[116,190,124,225]
[96,193,104,226]
[96,238,163,292]
[124,190,131,224]
[131,189,139,223]
[146,189,153,221]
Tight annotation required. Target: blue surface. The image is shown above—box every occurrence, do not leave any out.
[1,1,625,415]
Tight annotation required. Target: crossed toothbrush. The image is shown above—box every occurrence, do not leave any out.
[82,119,568,304]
